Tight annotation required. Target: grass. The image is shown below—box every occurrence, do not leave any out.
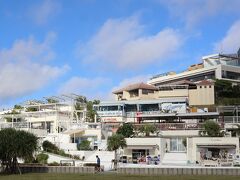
[0,173,240,180]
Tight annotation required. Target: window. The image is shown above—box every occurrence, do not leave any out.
[209,85,212,88]
[142,89,154,94]
[125,104,137,112]
[200,86,202,88]
[129,90,139,97]
[170,138,186,152]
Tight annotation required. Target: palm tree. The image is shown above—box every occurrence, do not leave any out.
[107,134,126,170]
[0,128,38,174]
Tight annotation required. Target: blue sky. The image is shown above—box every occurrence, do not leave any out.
[1,0,240,108]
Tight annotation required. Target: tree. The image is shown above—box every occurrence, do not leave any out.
[107,134,126,170]
[0,128,38,174]
[86,100,100,122]
[46,98,59,103]
[13,105,23,110]
[26,107,38,112]
[139,124,158,136]
[215,79,240,105]
[75,96,87,110]
[201,120,223,137]
[116,123,134,138]
[77,140,91,150]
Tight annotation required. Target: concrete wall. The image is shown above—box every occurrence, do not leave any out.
[117,167,240,176]
[20,166,94,174]
[189,85,214,106]
[158,89,188,98]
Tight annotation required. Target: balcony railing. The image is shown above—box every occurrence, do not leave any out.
[157,123,202,130]
[134,122,224,131]
[223,116,240,123]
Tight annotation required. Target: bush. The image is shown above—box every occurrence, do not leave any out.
[42,140,59,153]
[73,155,80,160]
[201,120,222,137]
[83,163,97,167]
[36,153,49,164]
[58,149,67,156]
[77,140,91,150]
[48,161,60,166]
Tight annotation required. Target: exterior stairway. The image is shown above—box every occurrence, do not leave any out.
[161,152,187,165]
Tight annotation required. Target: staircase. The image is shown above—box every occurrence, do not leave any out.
[161,152,187,165]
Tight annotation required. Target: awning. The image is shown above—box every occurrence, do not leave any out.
[126,145,157,150]
[197,145,236,149]
[64,129,85,137]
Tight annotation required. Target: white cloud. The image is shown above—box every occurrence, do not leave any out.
[59,76,110,100]
[78,16,182,70]
[29,0,61,25]
[59,74,151,101]
[0,33,68,101]
[214,20,240,53]
[159,0,240,28]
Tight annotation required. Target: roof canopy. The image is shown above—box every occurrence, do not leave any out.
[113,82,158,94]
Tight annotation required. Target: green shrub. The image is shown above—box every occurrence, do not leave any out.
[201,120,223,137]
[77,140,91,150]
[58,149,67,156]
[36,153,49,164]
[116,123,134,138]
[84,163,97,167]
[48,161,60,166]
[42,140,59,153]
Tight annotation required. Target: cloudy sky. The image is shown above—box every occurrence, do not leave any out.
[1,0,240,108]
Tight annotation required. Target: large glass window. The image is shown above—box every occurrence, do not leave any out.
[140,104,159,111]
[222,71,240,80]
[125,104,137,112]
[132,149,148,159]
[170,138,186,152]
[99,106,118,111]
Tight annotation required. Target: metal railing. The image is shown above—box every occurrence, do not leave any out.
[223,116,240,124]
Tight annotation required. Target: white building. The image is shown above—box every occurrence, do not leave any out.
[148,53,240,86]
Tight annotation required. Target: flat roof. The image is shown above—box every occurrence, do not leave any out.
[148,66,217,85]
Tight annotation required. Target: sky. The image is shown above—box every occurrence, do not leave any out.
[1,0,240,108]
